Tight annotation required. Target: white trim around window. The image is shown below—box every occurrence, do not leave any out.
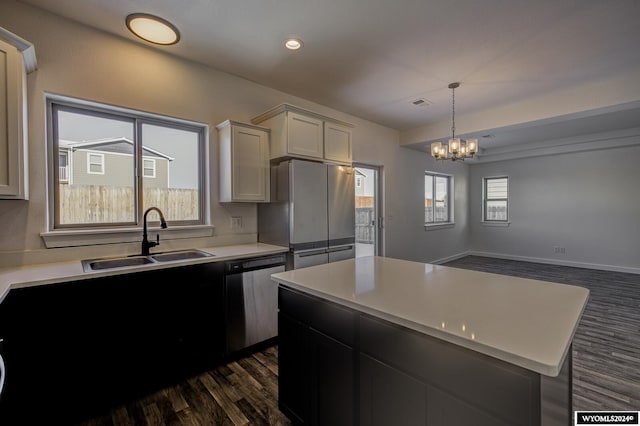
[143,158,157,178]
[87,152,105,175]
[482,176,510,225]
[424,171,454,229]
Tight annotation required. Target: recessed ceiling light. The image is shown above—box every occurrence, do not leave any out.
[285,38,303,50]
[126,13,180,45]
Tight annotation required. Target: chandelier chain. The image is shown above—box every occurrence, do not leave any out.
[451,85,456,138]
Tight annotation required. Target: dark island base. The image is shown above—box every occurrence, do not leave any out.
[278,285,571,426]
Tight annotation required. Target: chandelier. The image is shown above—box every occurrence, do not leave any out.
[431,82,478,161]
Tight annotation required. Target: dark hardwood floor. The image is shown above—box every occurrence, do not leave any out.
[80,255,639,424]
[80,345,291,426]
[443,255,640,412]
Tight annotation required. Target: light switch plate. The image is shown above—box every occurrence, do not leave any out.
[231,216,242,229]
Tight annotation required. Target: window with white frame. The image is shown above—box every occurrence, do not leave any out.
[48,96,206,231]
[143,158,156,178]
[87,152,104,174]
[425,172,453,224]
[483,176,509,222]
[59,151,69,182]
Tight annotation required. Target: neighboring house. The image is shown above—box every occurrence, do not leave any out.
[355,168,375,208]
[58,137,174,188]
[354,168,366,197]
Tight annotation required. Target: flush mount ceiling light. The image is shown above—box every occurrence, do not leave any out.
[284,38,303,50]
[431,82,478,161]
[126,13,180,45]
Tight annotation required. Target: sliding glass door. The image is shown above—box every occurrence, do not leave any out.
[354,164,382,257]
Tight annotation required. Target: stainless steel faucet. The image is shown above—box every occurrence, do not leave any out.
[141,207,167,256]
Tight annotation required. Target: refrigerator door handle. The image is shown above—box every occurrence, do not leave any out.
[327,245,354,253]
[297,249,328,257]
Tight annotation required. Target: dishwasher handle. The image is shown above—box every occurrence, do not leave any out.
[225,254,287,274]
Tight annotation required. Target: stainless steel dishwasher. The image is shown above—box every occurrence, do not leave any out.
[224,254,287,355]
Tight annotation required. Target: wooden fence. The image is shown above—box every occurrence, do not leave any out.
[59,185,199,224]
[356,207,375,244]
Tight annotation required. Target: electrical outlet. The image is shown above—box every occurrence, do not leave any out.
[231,216,242,229]
[553,246,566,254]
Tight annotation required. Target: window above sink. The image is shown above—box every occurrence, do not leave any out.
[43,93,212,249]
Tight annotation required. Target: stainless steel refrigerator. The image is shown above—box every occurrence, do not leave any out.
[258,159,355,269]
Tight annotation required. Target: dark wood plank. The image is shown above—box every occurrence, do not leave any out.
[78,345,291,426]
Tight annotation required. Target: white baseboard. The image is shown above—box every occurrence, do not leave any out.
[429,251,471,265]
[467,251,640,275]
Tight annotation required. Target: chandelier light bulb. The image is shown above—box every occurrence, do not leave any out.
[467,139,478,154]
[431,142,442,157]
[449,138,460,154]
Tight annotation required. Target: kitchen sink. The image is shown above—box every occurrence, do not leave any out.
[150,249,213,262]
[82,256,155,272]
[82,249,214,272]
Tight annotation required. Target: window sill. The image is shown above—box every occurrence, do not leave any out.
[41,225,215,248]
[424,222,455,231]
[481,221,510,227]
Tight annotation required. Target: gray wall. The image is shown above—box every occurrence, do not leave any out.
[388,150,469,264]
[469,144,640,273]
[354,136,470,264]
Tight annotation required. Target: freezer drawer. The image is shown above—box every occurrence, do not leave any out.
[293,249,329,269]
[328,244,355,263]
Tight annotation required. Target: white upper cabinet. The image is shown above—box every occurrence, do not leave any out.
[286,111,324,159]
[217,120,270,203]
[324,121,352,164]
[252,104,353,165]
[0,28,37,200]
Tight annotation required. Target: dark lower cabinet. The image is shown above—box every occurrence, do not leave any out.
[309,328,354,426]
[359,354,427,426]
[278,285,571,426]
[0,262,224,424]
[278,312,310,424]
[359,354,511,426]
[278,288,356,426]
[278,313,355,426]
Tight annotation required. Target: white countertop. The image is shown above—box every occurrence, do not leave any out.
[0,243,288,304]
[271,256,589,377]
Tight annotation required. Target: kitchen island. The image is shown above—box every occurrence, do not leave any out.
[272,256,589,426]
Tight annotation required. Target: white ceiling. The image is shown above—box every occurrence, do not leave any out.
[19,0,640,154]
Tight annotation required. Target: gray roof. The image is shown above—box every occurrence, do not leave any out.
[59,137,174,161]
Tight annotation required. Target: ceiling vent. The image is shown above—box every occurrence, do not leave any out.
[411,98,432,107]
